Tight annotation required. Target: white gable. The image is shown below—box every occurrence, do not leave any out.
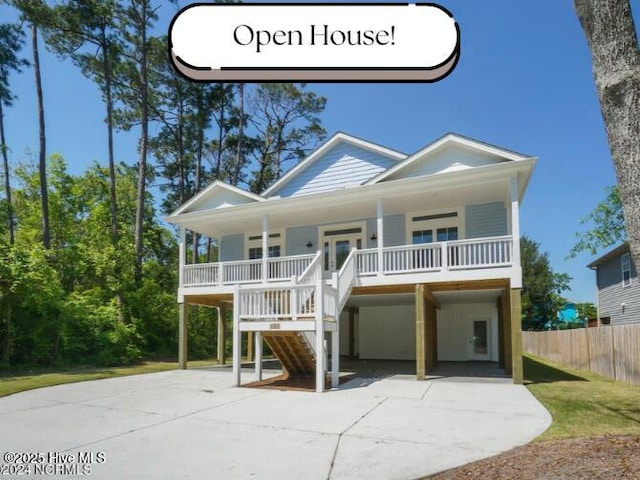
[369,134,530,184]
[268,141,403,198]
[382,143,509,181]
[169,181,263,216]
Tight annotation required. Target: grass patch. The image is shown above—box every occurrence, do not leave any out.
[524,353,640,440]
[0,359,222,398]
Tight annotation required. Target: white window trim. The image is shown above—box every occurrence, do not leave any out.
[405,206,465,244]
[622,252,632,287]
[318,221,367,241]
[245,229,285,259]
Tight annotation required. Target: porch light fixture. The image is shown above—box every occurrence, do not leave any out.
[370,233,377,241]
[306,241,313,248]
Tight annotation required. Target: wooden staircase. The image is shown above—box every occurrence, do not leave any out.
[263,331,316,376]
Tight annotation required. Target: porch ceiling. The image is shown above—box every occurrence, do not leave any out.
[170,166,519,238]
[346,288,503,308]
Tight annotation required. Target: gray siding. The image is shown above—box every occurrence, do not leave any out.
[597,253,640,325]
[220,234,244,261]
[384,214,406,246]
[366,214,405,248]
[286,225,318,256]
[274,143,397,197]
[465,202,507,238]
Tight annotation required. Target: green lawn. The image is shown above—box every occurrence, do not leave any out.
[0,359,222,398]
[524,353,640,440]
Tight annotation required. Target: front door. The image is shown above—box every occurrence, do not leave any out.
[324,234,363,275]
[467,318,491,361]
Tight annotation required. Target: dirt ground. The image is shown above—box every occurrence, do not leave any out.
[426,435,640,480]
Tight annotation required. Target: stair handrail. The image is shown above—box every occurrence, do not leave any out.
[297,250,322,285]
[333,248,358,315]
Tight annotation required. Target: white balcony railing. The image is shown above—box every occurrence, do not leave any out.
[182,236,514,289]
[182,253,316,288]
[354,235,513,277]
[447,235,513,269]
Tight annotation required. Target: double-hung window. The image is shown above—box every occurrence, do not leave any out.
[622,253,631,287]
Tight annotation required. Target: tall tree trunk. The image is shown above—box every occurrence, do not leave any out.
[233,83,244,186]
[192,87,206,264]
[134,4,149,286]
[101,29,124,322]
[32,24,50,250]
[0,102,14,245]
[102,30,119,252]
[1,282,10,365]
[574,0,640,268]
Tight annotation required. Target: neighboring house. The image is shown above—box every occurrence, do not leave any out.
[588,243,640,325]
[166,132,536,391]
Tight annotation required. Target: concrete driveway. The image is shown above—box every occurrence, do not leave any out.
[0,367,551,479]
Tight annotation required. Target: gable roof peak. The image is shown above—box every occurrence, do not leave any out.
[261,131,407,197]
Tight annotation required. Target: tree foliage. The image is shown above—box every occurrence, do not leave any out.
[568,185,626,258]
[521,236,572,331]
[0,2,328,369]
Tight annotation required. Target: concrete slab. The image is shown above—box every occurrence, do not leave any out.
[0,368,552,479]
[92,416,337,480]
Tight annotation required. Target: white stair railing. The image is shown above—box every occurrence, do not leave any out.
[332,248,358,317]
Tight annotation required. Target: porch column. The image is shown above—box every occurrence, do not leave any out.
[254,332,263,381]
[315,279,325,393]
[510,177,522,288]
[503,290,513,375]
[178,303,188,369]
[497,298,505,369]
[262,214,269,283]
[510,288,523,384]
[232,287,241,386]
[377,198,384,276]
[348,308,355,358]
[247,331,254,362]
[415,284,426,380]
[179,226,186,288]
[331,327,340,388]
[425,303,437,371]
[217,305,226,365]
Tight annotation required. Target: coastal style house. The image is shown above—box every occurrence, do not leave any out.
[588,243,639,325]
[166,132,536,391]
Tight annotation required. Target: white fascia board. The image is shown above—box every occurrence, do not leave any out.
[262,132,407,197]
[170,158,536,230]
[367,133,534,185]
[166,180,264,219]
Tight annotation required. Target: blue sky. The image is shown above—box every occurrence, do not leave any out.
[1,0,637,302]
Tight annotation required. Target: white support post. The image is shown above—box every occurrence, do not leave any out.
[262,214,269,283]
[219,261,225,286]
[232,286,241,386]
[332,271,338,290]
[377,198,384,276]
[254,332,263,381]
[290,276,298,321]
[178,226,186,287]
[178,303,188,369]
[441,241,448,272]
[510,176,522,288]
[315,279,325,393]
[331,329,339,389]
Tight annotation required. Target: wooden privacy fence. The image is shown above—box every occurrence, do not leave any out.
[522,325,640,385]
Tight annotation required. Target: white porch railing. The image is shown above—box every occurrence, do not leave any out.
[237,284,317,321]
[355,235,513,276]
[182,253,316,287]
[447,235,513,269]
[182,236,514,288]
